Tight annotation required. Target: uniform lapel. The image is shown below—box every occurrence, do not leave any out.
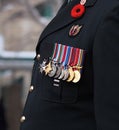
[38,0,97,43]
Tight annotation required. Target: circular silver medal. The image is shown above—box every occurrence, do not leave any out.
[62,69,70,80]
[58,69,65,79]
[48,63,57,77]
[54,65,62,78]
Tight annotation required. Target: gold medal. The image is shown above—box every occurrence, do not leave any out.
[67,67,75,82]
[72,70,81,83]
[44,62,52,75]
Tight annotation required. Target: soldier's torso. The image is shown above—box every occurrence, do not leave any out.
[20,0,119,129]
[33,0,104,103]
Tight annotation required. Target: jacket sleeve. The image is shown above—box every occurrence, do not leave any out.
[93,4,119,129]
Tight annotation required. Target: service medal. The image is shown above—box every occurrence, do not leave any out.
[72,70,81,83]
[62,69,70,80]
[48,63,57,77]
[67,67,75,82]
[44,62,52,75]
[44,43,86,83]
[58,69,65,79]
[54,65,62,78]
[39,60,47,73]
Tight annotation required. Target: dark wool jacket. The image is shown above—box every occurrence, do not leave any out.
[20,0,119,129]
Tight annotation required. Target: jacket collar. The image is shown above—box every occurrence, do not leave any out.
[37,0,97,45]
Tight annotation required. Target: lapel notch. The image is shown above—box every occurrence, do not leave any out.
[37,0,97,45]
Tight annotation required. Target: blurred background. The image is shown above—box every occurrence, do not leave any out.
[0,0,63,130]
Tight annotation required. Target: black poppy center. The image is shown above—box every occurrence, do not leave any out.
[76,9,81,13]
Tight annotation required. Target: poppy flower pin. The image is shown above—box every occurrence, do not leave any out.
[71,0,87,18]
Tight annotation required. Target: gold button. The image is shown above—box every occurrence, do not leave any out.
[37,54,40,60]
[29,85,34,92]
[20,116,26,123]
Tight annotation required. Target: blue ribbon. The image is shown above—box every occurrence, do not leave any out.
[63,46,71,68]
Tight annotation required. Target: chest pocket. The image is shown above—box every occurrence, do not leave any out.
[34,43,86,103]
[39,75,79,103]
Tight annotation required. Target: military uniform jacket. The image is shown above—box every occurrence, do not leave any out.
[20,0,119,130]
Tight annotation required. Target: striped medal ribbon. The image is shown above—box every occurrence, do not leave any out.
[68,47,86,83]
[51,43,86,70]
[77,49,86,74]
[50,43,86,82]
[68,47,86,68]
[62,46,71,69]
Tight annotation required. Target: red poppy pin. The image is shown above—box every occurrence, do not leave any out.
[71,0,87,18]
